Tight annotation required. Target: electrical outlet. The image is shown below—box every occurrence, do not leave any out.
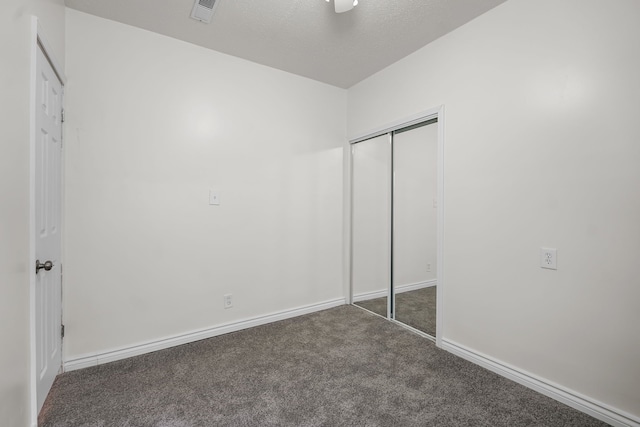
[223,294,233,309]
[426,263,431,272]
[540,248,557,270]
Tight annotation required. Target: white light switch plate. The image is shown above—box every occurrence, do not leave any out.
[209,190,220,206]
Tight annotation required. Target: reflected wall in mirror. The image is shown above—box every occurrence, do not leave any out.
[351,134,391,318]
[393,121,438,337]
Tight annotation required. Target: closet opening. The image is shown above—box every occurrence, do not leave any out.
[349,109,444,344]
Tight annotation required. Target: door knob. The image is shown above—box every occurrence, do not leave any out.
[35,260,53,274]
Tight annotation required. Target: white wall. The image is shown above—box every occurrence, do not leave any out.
[0,0,65,425]
[348,0,640,419]
[63,9,346,360]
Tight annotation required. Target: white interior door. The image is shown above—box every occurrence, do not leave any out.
[35,44,63,413]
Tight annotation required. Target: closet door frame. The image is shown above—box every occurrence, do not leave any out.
[348,105,445,347]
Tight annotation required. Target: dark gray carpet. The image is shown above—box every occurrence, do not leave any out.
[396,287,436,336]
[356,287,437,336]
[39,306,608,426]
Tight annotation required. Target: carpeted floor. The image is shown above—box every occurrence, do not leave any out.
[39,306,608,426]
[355,287,437,336]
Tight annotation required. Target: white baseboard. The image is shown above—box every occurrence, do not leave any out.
[353,279,437,303]
[397,279,437,293]
[64,297,346,372]
[352,289,387,302]
[441,339,640,427]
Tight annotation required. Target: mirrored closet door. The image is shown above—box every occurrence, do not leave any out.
[352,134,391,319]
[351,118,438,339]
[392,121,438,337]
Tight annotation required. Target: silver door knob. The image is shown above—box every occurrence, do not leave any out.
[35,260,53,274]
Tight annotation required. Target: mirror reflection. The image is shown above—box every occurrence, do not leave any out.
[393,121,438,336]
[351,119,438,338]
[352,134,391,318]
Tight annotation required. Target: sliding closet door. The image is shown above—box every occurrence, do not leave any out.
[393,121,438,336]
[352,135,391,318]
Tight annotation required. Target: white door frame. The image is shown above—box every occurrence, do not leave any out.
[29,17,66,427]
[346,105,445,347]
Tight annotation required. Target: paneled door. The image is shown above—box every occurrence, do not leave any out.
[35,44,63,413]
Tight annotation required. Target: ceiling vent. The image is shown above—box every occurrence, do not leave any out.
[190,0,219,24]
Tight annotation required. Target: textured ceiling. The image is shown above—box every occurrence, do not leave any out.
[64,0,507,88]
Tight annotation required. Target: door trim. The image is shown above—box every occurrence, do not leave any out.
[347,105,445,348]
[29,17,66,427]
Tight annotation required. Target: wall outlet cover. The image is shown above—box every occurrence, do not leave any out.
[540,248,557,270]
[223,293,233,309]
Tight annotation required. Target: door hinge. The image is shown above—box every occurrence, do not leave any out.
[61,108,65,123]
[61,324,65,339]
